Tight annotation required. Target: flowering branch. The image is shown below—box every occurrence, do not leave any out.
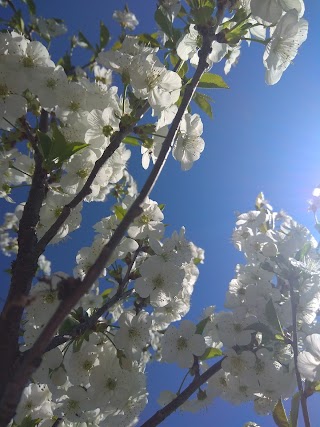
[288,274,311,427]
[0,27,215,426]
[140,358,224,427]
[45,247,141,353]
[36,102,149,255]
[45,289,133,352]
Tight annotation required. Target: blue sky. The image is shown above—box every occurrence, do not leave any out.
[1,0,320,426]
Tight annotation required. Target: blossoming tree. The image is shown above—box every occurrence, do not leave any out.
[0,0,318,427]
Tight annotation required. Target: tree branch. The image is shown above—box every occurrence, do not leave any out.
[0,29,215,426]
[140,358,224,427]
[35,101,149,255]
[289,275,311,427]
[45,288,133,353]
[0,115,47,402]
[45,245,141,352]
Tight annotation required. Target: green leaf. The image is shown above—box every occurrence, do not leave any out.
[18,415,41,427]
[314,382,320,391]
[37,131,53,160]
[73,336,85,353]
[289,392,300,427]
[78,31,94,51]
[265,299,283,335]
[9,10,24,33]
[272,399,290,427]
[193,92,213,118]
[195,317,210,335]
[295,242,312,261]
[170,54,188,78]
[101,288,113,299]
[57,52,72,74]
[138,33,161,48]
[200,347,223,360]
[21,0,36,14]
[225,21,253,44]
[158,203,165,211]
[192,6,214,25]
[198,73,229,89]
[155,6,173,37]
[114,205,127,220]
[99,21,110,49]
[58,316,79,335]
[123,136,140,146]
[38,125,88,170]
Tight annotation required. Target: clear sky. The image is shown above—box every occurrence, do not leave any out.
[1,0,320,426]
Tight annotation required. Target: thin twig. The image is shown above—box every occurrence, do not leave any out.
[44,248,140,352]
[45,289,133,352]
[36,102,149,255]
[288,274,311,427]
[6,0,17,14]
[139,358,224,427]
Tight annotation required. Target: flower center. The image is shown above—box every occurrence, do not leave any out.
[69,101,81,112]
[0,83,9,98]
[77,169,89,179]
[102,125,113,137]
[106,377,117,390]
[22,56,34,68]
[43,291,56,304]
[128,327,139,339]
[67,399,79,410]
[54,207,63,217]
[46,77,57,89]
[83,360,93,371]
[177,336,188,350]
[152,274,165,289]
[139,214,150,225]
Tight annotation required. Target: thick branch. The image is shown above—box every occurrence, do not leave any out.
[289,275,311,427]
[140,358,224,427]
[0,31,215,426]
[0,114,47,401]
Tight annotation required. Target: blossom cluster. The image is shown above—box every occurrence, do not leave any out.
[177,0,308,84]
[18,193,207,426]
[159,196,320,416]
